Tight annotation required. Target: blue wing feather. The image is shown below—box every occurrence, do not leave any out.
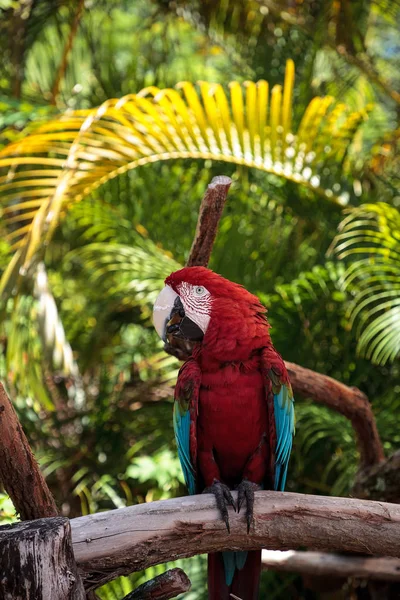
[273,383,295,491]
[173,360,200,497]
[173,402,196,495]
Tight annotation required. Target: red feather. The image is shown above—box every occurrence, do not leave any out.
[170,267,291,599]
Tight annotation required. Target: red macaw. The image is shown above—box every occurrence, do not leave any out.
[153,266,294,600]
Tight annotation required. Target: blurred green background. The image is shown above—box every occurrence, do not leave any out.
[0,1,399,598]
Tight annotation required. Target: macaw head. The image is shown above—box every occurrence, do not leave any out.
[153,266,270,361]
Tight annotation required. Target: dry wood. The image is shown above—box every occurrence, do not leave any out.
[0,517,85,600]
[187,175,232,267]
[123,568,191,599]
[285,362,384,468]
[70,491,400,590]
[0,382,58,520]
[261,550,400,582]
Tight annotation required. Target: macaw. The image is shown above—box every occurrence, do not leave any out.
[153,266,294,600]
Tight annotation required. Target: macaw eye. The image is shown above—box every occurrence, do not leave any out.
[194,285,206,296]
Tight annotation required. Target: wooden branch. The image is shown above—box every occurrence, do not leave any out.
[0,382,58,520]
[123,568,191,600]
[261,550,400,582]
[285,362,384,468]
[187,175,232,267]
[70,491,400,590]
[0,517,85,599]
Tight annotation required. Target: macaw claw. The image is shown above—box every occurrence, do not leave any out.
[237,480,259,533]
[203,479,236,533]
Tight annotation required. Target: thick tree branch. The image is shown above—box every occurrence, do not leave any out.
[0,382,58,520]
[187,175,232,267]
[261,550,400,582]
[285,362,384,468]
[71,491,400,590]
[123,568,191,600]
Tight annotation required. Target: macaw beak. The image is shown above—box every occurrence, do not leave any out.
[153,285,204,344]
[153,285,179,341]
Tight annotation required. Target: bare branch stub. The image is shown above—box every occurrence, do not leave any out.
[285,362,384,468]
[187,175,232,267]
[0,382,58,520]
[123,568,191,600]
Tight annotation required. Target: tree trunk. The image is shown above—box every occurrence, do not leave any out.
[0,517,85,600]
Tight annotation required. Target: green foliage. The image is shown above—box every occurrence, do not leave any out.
[333,203,400,364]
[0,492,16,524]
[0,2,400,599]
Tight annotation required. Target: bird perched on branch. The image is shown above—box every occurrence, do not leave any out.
[153,267,294,600]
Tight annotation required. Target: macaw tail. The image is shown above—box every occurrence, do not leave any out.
[208,550,261,600]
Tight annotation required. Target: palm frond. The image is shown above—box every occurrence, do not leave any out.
[0,60,366,297]
[0,260,81,407]
[4,293,53,409]
[295,401,357,497]
[332,202,400,365]
[34,262,80,377]
[70,241,180,307]
[66,199,180,308]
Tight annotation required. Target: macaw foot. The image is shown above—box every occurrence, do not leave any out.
[237,479,260,533]
[203,479,236,533]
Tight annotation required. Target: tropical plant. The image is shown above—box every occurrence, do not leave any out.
[0,2,399,599]
[332,202,400,365]
[0,60,366,297]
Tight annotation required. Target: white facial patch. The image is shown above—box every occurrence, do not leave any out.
[177,282,212,334]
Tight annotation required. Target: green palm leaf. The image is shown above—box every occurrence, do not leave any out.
[66,198,180,307]
[0,60,366,298]
[332,202,400,365]
[71,241,180,307]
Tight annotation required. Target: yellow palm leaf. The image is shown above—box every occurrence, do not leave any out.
[0,60,365,297]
